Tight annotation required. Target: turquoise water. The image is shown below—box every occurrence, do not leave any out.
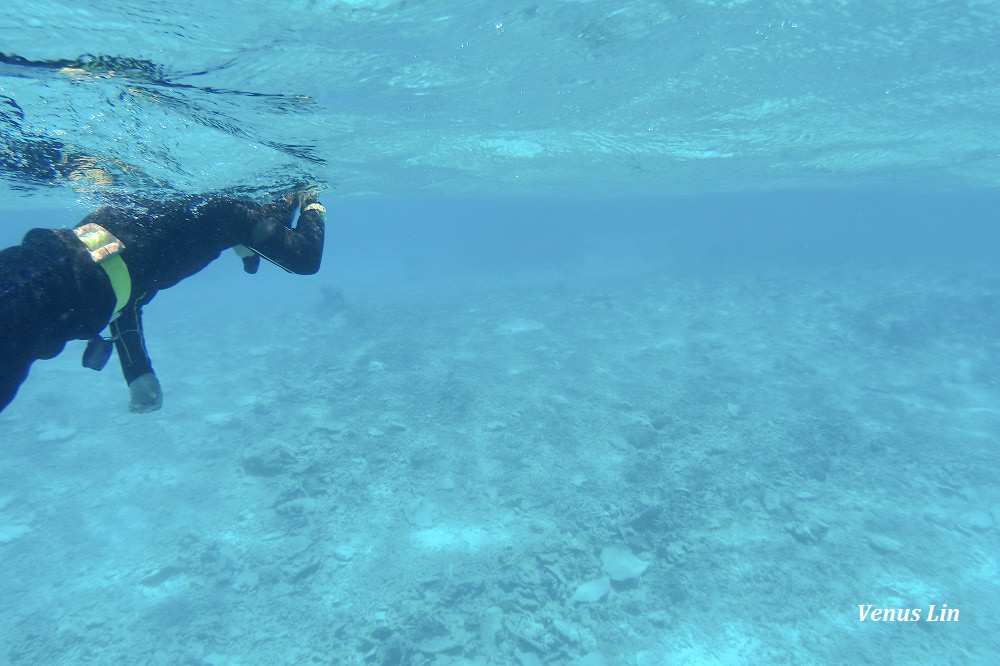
[2,0,999,201]
[2,1,1000,665]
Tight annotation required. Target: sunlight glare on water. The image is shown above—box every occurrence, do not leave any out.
[0,0,998,207]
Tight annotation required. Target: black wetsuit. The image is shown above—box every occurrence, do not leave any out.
[0,195,324,413]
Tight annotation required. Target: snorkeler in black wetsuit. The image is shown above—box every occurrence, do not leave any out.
[0,192,326,414]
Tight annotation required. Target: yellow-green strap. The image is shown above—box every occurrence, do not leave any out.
[303,202,327,219]
[73,223,132,313]
[100,254,132,313]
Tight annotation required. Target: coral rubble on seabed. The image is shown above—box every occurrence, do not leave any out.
[1,266,998,664]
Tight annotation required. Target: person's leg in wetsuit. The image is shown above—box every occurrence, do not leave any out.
[108,300,162,413]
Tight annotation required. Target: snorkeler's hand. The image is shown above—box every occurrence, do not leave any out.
[267,188,318,225]
[128,373,163,413]
[286,192,313,210]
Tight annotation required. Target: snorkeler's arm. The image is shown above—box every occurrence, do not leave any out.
[110,301,162,413]
[243,195,326,275]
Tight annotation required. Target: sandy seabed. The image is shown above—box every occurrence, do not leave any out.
[1,262,998,665]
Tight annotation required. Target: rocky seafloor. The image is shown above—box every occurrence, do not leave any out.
[1,265,998,664]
